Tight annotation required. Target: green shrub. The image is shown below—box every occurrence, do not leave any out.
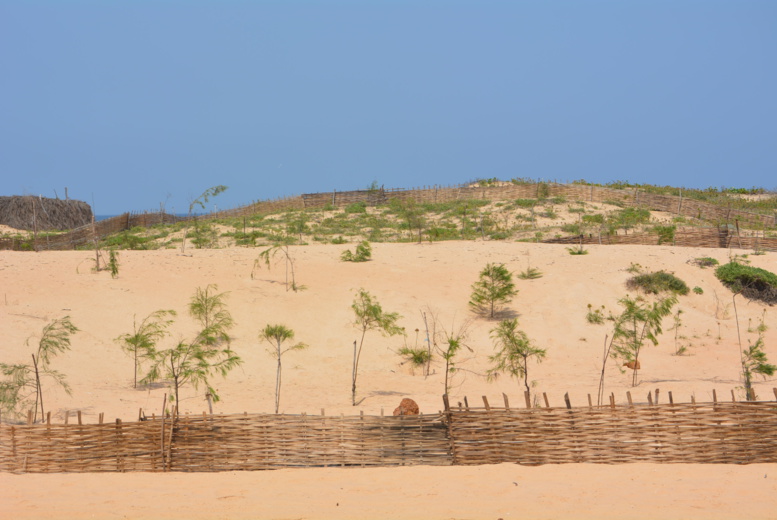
[341,241,372,262]
[715,262,777,304]
[653,224,676,245]
[102,230,154,250]
[610,207,651,230]
[561,223,581,234]
[398,347,432,367]
[582,214,604,224]
[344,202,367,214]
[512,198,536,208]
[586,304,605,324]
[626,271,689,295]
[626,262,642,274]
[692,257,719,268]
[517,267,543,280]
[427,226,460,241]
[693,286,704,295]
[488,231,511,240]
[539,207,558,219]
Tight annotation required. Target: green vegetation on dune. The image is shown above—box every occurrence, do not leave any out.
[59,178,775,251]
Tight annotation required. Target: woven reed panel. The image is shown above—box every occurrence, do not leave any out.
[167,412,451,471]
[447,402,777,465]
[0,419,171,473]
[0,412,451,473]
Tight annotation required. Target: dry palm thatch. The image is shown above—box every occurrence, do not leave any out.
[0,196,93,231]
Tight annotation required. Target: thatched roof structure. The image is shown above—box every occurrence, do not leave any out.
[0,196,93,231]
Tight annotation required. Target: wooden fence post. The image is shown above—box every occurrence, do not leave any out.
[115,419,123,472]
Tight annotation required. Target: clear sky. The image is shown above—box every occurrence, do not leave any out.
[1,1,775,214]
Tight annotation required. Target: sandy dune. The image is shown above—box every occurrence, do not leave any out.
[2,242,776,518]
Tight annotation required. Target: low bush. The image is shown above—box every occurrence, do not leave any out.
[692,257,719,268]
[344,202,367,214]
[512,198,536,208]
[582,214,604,225]
[626,271,689,295]
[653,224,676,245]
[102,230,154,250]
[561,223,581,234]
[341,241,372,262]
[715,262,777,304]
[427,226,460,241]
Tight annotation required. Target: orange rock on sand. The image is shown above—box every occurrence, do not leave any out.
[393,398,420,416]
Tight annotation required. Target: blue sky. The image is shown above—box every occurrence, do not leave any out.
[1,1,775,214]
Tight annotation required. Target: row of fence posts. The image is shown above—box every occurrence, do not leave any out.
[6,385,776,427]
[443,387,777,413]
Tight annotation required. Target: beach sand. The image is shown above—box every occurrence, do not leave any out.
[2,241,776,519]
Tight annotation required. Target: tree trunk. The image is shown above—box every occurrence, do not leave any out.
[31,354,43,423]
[351,339,359,406]
[275,348,282,413]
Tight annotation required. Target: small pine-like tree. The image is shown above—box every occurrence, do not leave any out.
[0,317,79,422]
[115,310,176,387]
[436,323,472,396]
[108,250,120,278]
[350,289,404,405]
[469,263,517,318]
[188,284,234,347]
[254,243,304,292]
[181,185,228,253]
[487,318,546,403]
[260,324,307,413]
[611,295,677,387]
[141,331,242,411]
[740,312,775,400]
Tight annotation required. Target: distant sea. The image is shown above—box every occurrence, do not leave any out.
[96,213,199,221]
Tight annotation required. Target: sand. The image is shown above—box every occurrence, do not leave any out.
[2,241,776,519]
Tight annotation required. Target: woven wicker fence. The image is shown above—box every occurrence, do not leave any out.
[446,398,777,465]
[0,411,451,474]
[3,389,777,473]
[543,226,777,252]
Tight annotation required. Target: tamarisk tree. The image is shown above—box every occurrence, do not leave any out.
[189,284,234,347]
[115,310,176,387]
[141,331,242,411]
[611,295,677,387]
[487,318,546,403]
[0,317,79,422]
[181,185,227,253]
[350,289,404,405]
[261,324,307,413]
